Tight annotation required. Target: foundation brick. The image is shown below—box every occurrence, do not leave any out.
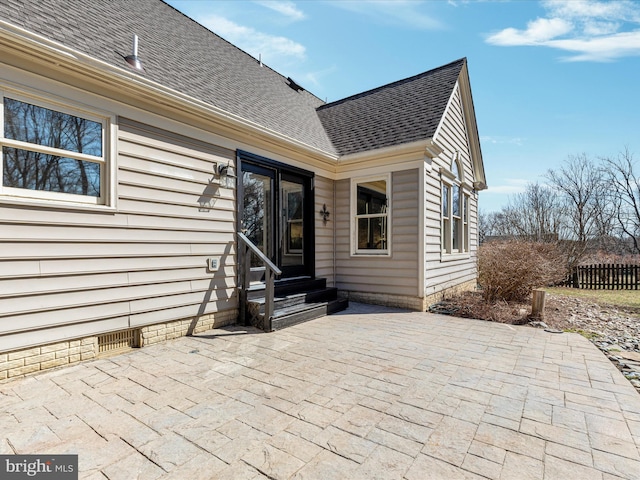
[57,347,80,358]
[6,358,25,371]
[0,309,238,378]
[342,280,477,312]
[40,342,69,354]
[8,347,41,361]
[424,280,477,310]
[345,291,424,311]
[9,364,41,377]
[24,352,56,366]
[40,358,70,370]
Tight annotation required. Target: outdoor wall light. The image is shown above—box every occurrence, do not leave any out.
[211,161,236,188]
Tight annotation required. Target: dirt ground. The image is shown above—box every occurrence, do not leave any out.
[431,290,640,346]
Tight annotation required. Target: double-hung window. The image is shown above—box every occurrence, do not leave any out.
[0,90,111,206]
[441,154,470,255]
[352,174,390,255]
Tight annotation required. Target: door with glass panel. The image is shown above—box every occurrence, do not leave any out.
[240,160,313,279]
[280,173,306,275]
[241,163,276,270]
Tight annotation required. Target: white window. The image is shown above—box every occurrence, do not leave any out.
[0,90,112,206]
[351,174,390,255]
[441,153,470,255]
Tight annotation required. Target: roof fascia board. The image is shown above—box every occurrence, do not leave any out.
[338,138,442,164]
[0,21,339,163]
[335,138,443,178]
[457,63,487,190]
[335,158,426,180]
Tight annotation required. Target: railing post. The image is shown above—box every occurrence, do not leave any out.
[265,269,274,332]
[237,232,281,332]
[242,244,252,326]
[238,243,247,325]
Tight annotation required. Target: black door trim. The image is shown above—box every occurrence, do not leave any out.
[237,150,315,279]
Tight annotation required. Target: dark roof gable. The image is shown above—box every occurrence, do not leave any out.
[317,59,465,156]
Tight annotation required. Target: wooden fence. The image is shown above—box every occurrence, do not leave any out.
[570,264,640,290]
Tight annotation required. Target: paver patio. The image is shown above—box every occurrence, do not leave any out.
[1,303,640,479]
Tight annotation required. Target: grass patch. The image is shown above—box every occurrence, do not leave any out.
[562,328,602,341]
[545,287,640,312]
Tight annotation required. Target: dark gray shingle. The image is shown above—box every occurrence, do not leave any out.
[0,0,336,154]
[317,59,465,156]
[0,1,463,158]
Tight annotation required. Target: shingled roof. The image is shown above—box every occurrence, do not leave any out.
[317,59,465,156]
[0,0,465,159]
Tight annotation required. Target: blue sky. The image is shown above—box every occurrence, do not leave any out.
[166,0,640,212]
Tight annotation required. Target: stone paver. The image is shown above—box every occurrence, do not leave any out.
[2,303,640,479]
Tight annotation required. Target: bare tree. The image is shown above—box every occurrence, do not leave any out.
[502,182,564,241]
[602,148,640,254]
[545,154,614,266]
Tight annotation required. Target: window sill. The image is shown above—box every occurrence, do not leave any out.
[440,252,470,262]
[0,195,116,213]
[351,251,391,257]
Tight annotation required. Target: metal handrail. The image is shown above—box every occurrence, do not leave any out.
[237,232,281,276]
[237,232,281,331]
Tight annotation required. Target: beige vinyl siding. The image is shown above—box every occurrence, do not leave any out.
[425,84,478,297]
[314,175,335,286]
[0,117,236,352]
[335,169,419,296]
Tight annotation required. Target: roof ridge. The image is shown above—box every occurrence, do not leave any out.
[318,57,466,110]
[159,0,325,103]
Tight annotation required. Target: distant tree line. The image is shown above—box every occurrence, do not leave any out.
[480,148,640,268]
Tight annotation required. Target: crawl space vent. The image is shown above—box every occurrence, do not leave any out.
[98,328,141,355]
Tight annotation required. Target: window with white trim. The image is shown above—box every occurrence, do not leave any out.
[441,154,470,255]
[1,92,110,205]
[351,175,390,255]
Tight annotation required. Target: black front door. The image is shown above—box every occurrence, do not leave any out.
[239,152,314,279]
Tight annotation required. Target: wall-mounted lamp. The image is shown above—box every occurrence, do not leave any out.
[124,34,145,72]
[211,161,236,188]
[319,204,330,225]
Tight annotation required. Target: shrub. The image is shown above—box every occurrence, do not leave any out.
[478,240,567,302]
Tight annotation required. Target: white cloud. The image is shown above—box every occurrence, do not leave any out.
[550,30,640,61]
[330,1,444,30]
[297,65,338,91]
[486,178,529,195]
[486,0,640,61]
[198,15,305,62]
[480,135,524,146]
[254,1,306,21]
[488,18,573,46]
[543,0,640,22]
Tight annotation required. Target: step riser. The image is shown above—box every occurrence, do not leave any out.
[272,305,328,331]
[250,288,339,314]
[247,278,327,300]
[271,299,348,331]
